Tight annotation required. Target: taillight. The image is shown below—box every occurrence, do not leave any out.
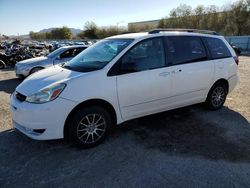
[233,56,239,65]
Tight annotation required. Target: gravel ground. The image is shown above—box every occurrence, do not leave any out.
[0,57,250,187]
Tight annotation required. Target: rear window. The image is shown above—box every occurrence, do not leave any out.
[165,36,207,65]
[205,37,231,59]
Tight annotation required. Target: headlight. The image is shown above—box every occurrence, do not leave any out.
[26,83,66,104]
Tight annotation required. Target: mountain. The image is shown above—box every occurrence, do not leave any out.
[7,28,83,39]
[38,28,83,35]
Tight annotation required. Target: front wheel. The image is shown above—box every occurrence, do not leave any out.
[206,83,228,110]
[69,106,112,148]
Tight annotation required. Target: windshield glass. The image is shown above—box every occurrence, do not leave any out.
[47,47,65,58]
[62,39,134,72]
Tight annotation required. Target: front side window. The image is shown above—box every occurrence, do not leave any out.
[120,37,165,73]
[165,36,207,65]
[60,49,75,59]
[60,47,87,59]
[63,39,133,72]
[47,47,66,58]
[205,37,231,59]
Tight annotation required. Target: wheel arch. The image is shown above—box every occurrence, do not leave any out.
[29,66,44,75]
[64,98,117,139]
[207,78,229,99]
[213,78,229,92]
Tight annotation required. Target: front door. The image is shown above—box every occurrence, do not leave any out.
[116,37,172,119]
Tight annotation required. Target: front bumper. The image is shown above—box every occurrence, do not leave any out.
[15,65,30,77]
[10,93,77,140]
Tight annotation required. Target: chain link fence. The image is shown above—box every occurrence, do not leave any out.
[225,36,250,54]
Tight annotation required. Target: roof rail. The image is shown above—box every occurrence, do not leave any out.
[148,28,219,35]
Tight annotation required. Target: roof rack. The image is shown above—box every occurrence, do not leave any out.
[148,28,219,35]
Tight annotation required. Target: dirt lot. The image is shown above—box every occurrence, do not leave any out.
[0,57,250,187]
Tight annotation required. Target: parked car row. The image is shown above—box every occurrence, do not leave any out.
[0,39,95,69]
[15,45,89,78]
[0,40,49,69]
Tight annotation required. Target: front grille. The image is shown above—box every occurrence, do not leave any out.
[15,91,26,102]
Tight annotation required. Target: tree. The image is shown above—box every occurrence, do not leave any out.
[157,0,250,35]
[158,19,165,28]
[29,26,72,40]
[227,0,250,35]
[83,21,98,39]
[50,26,72,39]
[29,31,36,39]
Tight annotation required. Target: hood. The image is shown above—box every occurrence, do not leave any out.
[16,66,83,96]
[18,56,49,64]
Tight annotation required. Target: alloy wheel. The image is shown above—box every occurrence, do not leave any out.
[76,113,106,144]
[211,86,226,107]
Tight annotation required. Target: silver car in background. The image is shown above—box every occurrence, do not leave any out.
[15,45,88,78]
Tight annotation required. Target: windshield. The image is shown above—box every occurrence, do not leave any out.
[62,39,134,72]
[47,47,65,58]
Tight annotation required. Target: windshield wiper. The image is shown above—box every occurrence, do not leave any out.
[60,62,66,66]
[62,65,72,70]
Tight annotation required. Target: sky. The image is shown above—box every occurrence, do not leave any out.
[0,0,238,35]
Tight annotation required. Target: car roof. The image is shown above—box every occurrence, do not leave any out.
[107,31,223,40]
[60,45,89,49]
[108,32,148,39]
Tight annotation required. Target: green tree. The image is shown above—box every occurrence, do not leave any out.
[29,31,36,39]
[29,26,72,40]
[157,0,250,35]
[158,19,165,28]
[227,0,250,35]
[83,21,98,39]
[50,26,72,39]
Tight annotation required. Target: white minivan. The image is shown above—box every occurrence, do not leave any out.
[10,29,238,147]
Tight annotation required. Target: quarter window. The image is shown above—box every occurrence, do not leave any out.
[165,36,207,65]
[205,37,231,59]
[120,37,165,73]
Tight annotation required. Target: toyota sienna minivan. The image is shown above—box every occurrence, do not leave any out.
[10,29,238,147]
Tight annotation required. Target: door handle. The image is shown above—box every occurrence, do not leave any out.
[171,69,182,74]
[159,72,170,77]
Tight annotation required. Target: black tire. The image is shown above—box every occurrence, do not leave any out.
[68,106,112,148]
[30,67,43,75]
[206,82,228,110]
[0,60,6,69]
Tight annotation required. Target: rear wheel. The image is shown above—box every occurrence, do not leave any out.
[69,106,112,148]
[206,83,228,110]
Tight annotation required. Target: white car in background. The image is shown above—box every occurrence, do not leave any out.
[10,29,238,148]
[15,45,88,78]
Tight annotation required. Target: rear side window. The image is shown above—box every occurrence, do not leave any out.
[165,36,207,65]
[205,37,231,59]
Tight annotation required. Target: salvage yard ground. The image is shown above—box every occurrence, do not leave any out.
[0,57,250,187]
